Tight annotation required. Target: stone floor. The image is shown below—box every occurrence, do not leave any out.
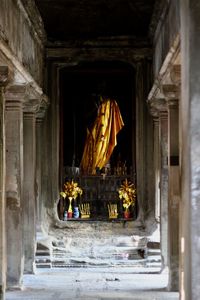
[6,220,179,299]
[6,267,179,300]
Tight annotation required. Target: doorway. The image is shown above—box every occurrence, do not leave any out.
[59,61,136,221]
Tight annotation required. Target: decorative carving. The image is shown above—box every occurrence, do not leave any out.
[23,99,40,113]
[23,84,43,113]
[5,83,45,114]
[36,94,49,119]
[0,66,9,87]
[0,24,8,44]
[148,97,167,114]
[149,107,159,118]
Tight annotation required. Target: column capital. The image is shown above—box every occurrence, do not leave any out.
[149,107,159,118]
[23,84,48,114]
[161,84,180,101]
[5,84,27,101]
[23,99,40,113]
[36,94,49,119]
[0,66,9,87]
[23,111,36,121]
[167,98,179,108]
[149,97,168,114]
[159,111,168,120]
[153,116,159,125]
[5,84,27,110]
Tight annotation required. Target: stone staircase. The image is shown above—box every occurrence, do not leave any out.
[35,235,162,273]
[35,242,52,269]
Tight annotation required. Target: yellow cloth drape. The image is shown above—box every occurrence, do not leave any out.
[80,98,124,174]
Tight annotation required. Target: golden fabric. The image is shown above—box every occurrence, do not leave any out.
[80,98,124,174]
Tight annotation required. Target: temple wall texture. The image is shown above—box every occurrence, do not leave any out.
[0,0,45,85]
[153,1,180,77]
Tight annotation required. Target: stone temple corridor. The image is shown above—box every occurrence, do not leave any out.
[1,1,200,300]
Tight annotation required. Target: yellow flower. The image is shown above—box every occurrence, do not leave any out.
[60,180,83,200]
[118,179,136,211]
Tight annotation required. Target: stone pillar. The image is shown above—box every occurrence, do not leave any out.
[180,1,200,298]
[0,66,8,300]
[167,95,180,291]
[36,118,43,229]
[23,108,37,274]
[159,110,169,268]
[135,61,147,222]
[153,115,160,222]
[5,85,26,288]
[35,97,48,230]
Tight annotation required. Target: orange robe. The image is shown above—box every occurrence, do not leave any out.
[80,98,124,174]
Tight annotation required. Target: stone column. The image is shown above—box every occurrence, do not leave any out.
[36,117,43,229]
[166,95,180,291]
[180,1,200,298]
[135,61,147,222]
[5,85,26,288]
[23,107,37,274]
[0,66,8,300]
[162,84,180,291]
[35,97,48,231]
[153,116,160,222]
[159,110,169,268]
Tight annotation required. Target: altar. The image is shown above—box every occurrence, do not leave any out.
[58,169,137,221]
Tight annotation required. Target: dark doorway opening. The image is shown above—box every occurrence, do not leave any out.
[59,61,136,220]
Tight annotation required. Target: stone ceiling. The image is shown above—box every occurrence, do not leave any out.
[35,0,156,42]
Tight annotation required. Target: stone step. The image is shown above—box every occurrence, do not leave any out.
[50,250,162,270]
[35,233,162,273]
[36,262,52,268]
[36,251,50,257]
[35,241,52,269]
[35,256,51,262]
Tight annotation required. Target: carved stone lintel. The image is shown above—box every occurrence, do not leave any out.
[0,66,9,87]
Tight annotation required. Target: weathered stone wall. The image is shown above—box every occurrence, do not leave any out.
[0,0,45,85]
[0,0,47,295]
[153,1,180,77]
